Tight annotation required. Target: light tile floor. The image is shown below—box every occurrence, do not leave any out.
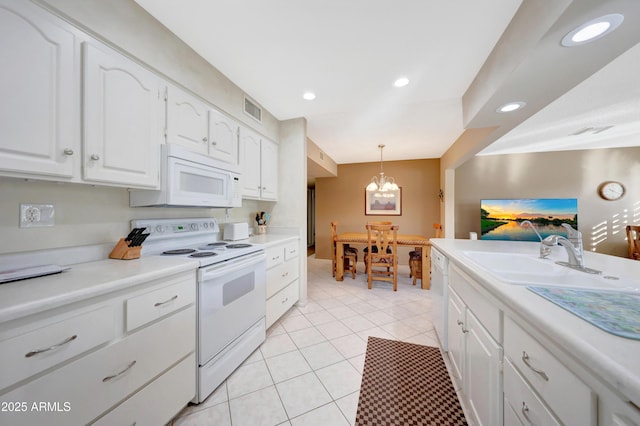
[170,255,437,426]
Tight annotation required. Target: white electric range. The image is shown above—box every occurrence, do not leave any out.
[132,218,266,403]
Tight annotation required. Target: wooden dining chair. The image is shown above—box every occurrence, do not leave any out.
[366,223,399,291]
[363,221,392,273]
[409,223,443,285]
[627,225,640,260]
[330,221,358,279]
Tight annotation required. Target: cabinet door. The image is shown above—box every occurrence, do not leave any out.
[260,138,278,201]
[447,288,465,384]
[0,0,78,178]
[465,309,503,426]
[239,126,261,199]
[82,42,162,188]
[166,85,209,154]
[208,109,239,164]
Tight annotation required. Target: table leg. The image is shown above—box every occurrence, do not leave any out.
[421,246,431,290]
[336,242,345,281]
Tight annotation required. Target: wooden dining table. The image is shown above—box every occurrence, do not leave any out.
[335,232,432,289]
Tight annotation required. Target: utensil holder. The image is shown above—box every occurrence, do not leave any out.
[109,238,141,260]
[257,225,267,235]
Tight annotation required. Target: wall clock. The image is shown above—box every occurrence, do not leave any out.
[598,181,625,201]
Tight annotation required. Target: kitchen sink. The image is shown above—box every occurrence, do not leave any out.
[461,251,640,291]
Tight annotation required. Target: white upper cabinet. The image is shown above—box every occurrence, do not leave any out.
[208,109,239,165]
[0,0,78,179]
[260,138,278,201]
[239,126,278,201]
[239,126,262,199]
[166,85,209,154]
[82,41,162,188]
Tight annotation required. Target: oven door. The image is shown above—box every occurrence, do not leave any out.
[197,252,266,365]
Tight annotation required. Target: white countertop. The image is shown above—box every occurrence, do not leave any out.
[248,233,299,247]
[430,238,640,408]
[0,256,198,324]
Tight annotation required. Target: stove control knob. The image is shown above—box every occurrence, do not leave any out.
[155,225,164,233]
[203,223,209,229]
[210,222,216,229]
[190,223,199,230]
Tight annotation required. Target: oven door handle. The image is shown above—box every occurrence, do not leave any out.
[199,252,265,280]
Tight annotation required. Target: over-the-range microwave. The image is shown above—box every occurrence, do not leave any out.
[130,144,242,208]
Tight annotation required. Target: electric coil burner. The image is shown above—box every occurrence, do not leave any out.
[189,251,217,258]
[163,249,197,255]
[227,243,252,249]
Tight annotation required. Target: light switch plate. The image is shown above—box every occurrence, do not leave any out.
[20,204,55,228]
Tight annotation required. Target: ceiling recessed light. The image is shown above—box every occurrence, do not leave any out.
[393,77,409,88]
[303,92,316,100]
[496,101,526,113]
[561,14,624,47]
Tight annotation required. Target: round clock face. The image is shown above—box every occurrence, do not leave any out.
[598,181,625,200]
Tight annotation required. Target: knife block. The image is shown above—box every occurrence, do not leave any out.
[109,238,141,260]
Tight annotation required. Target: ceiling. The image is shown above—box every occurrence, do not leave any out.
[134,0,640,165]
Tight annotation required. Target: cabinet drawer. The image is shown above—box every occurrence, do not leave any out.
[266,279,299,328]
[504,357,560,426]
[504,315,596,426]
[92,353,195,426]
[125,275,195,332]
[0,306,195,426]
[0,305,114,391]
[284,241,299,261]
[266,260,299,298]
[266,245,285,269]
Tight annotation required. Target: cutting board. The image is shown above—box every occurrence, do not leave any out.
[528,286,640,340]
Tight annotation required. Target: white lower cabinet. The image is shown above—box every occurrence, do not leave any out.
[92,353,195,426]
[265,239,300,328]
[441,251,640,426]
[447,267,502,426]
[0,271,196,426]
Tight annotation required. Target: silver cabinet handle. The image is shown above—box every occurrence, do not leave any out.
[272,255,280,261]
[90,154,100,161]
[25,334,78,358]
[461,327,469,334]
[281,297,289,304]
[522,351,549,381]
[457,320,463,326]
[211,139,217,145]
[521,402,535,425]
[103,360,136,382]
[282,272,289,278]
[63,148,74,156]
[202,137,208,142]
[154,295,178,307]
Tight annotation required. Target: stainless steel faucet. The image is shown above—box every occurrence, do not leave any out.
[520,220,551,258]
[541,224,601,274]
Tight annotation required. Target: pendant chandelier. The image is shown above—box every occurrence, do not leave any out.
[366,144,398,192]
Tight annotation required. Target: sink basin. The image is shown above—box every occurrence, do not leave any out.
[461,251,640,291]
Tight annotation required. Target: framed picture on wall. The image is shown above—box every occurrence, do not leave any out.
[365,188,402,215]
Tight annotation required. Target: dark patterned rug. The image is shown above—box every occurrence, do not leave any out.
[355,337,468,426]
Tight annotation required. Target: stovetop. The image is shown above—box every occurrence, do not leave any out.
[131,218,262,267]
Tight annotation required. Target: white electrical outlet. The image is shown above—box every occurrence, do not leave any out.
[20,204,55,228]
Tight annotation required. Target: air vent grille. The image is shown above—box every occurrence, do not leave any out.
[244,96,262,123]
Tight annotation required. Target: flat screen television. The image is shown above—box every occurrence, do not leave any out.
[480,198,578,241]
